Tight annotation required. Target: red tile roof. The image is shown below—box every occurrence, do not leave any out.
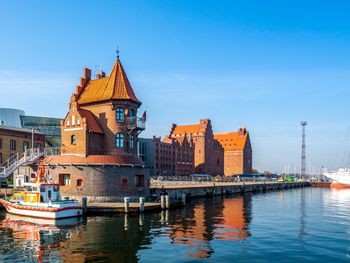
[77,59,141,105]
[172,124,201,135]
[214,131,249,150]
[78,109,104,134]
[43,155,144,165]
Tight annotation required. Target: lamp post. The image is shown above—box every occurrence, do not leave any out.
[31,128,34,150]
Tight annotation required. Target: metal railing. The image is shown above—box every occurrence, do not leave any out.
[0,148,46,178]
[127,117,145,130]
[45,147,61,156]
[149,175,292,187]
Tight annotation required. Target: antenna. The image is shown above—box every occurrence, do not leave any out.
[301,121,307,179]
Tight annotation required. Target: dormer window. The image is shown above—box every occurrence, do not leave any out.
[72,115,76,126]
[77,118,80,125]
[67,120,70,126]
[116,107,124,121]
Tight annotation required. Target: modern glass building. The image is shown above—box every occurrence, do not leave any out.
[20,115,61,147]
[0,108,25,127]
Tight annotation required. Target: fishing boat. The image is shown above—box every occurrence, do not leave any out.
[323,168,350,188]
[0,165,83,219]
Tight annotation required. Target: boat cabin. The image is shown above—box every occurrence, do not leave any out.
[11,183,61,203]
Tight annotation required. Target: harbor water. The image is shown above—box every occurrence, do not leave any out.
[1,187,350,262]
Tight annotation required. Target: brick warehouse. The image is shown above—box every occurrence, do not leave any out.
[138,135,195,177]
[169,120,252,176]
[15,56,150,201]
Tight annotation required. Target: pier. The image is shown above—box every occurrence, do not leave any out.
[150,180,310,199]
[84,181,309,214]
[0,181,310,214]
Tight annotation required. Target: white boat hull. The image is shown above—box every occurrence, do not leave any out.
[0,199,83,219]
[324,169,350,188]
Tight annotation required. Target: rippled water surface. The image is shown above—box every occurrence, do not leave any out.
[1,188,350,262]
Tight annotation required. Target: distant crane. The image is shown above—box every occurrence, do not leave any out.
[301,121,307,179]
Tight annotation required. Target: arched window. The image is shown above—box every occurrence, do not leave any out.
[116,133,124,148]
[71,135,76,145]
[116,107,124,121]
[129,134,135,149]
[129,108,135,118]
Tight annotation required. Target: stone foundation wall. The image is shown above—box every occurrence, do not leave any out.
[15,164,150,201]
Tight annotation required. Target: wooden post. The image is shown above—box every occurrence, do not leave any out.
[139,197,145,212]
[124,197,130,213]
[82,197,87,214]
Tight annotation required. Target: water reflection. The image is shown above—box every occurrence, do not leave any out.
[0,214,83,262]
[0,194,252,262]
[164,194,252,258]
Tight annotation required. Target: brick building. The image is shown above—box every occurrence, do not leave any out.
[169,119,252,176]
[16,57,150,201]
[138,136,195,177]
[169,119,223,175]
[0,125,45,165]
[214,127,252,175]
[169,119,214,174]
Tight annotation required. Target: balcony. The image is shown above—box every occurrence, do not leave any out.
[127,117,145,131]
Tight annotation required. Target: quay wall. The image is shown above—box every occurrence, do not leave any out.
[150,181,310,200]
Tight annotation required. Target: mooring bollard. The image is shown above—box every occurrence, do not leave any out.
[124,197,130,213]
[165,194,170,209]
[139,197,145,212]
[82,197,87,214]
[160,194,166,209]
[181,193,186,205]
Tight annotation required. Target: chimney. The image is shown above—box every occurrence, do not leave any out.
[83,67,91,80]
[96,70,106,79]
[238,127,246,136]
[80,67,91,87]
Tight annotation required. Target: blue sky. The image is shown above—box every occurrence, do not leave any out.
[1,0,350,173]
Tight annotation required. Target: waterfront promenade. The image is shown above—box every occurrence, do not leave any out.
[150,180,309,200]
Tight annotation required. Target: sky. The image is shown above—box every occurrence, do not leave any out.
[1,0,350,173]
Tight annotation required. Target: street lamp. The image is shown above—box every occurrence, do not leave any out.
[31,128,40,149]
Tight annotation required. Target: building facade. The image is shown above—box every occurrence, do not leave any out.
[138,136,195,177]
[0,125,45,165]
[214,127,253,175]
[16,57,150,201]
[0,108,62,148]
[168,119,252,176]
[169,119,223,175]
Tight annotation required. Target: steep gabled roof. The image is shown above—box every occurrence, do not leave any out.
[214,131,249,150]
[77,59,141,105]
[78,109,104,134]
